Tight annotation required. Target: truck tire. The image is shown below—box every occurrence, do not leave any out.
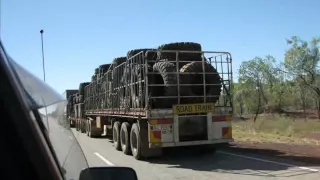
[120,122,131,155]
[127,48,157,66]
[86,120,97,138]
[120,63,132,108]
[113,121,121,151]
[129,64,142,108]
[157,42,202,68]
[76,120,80,131]
[152,61,178,108]
[70,118,74,128]
[94,68,99,75]
[112,57,127,109]
[86,120,90,137]
[139,64,155,108]
[79,82,90,97]
[129,64,154,108]
[130,123,142,160]
[180,61,222,104]
[99,63,111,74]
[80,120,86,133]
[112,57,127,67]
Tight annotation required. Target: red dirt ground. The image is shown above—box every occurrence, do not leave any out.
[232,110,320,165]
[229,141,320,165]
[303,132,320,141]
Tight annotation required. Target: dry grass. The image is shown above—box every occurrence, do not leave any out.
[232,114,320,145]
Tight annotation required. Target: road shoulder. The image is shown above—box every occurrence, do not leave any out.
[226,141,320,166]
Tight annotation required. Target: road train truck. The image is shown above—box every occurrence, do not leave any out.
[62,89,78,127]
[70,42,234,160]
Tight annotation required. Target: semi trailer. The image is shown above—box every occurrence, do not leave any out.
[62,89,78,127]
[70,42,234,160]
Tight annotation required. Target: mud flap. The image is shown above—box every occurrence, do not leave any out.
[88,119,103,137]
[139,120,162,158]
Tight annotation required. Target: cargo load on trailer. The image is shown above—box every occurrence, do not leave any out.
[71,42,233,160]
[62,89,78,127]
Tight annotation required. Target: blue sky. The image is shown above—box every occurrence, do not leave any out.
[2,0,320,94]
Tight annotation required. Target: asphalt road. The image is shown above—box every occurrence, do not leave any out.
[66,128,320,180]
[47,118,88,180]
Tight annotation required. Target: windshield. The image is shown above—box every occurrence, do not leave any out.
[9,58,63,109]
[6,56,89,180]
[38,102,88,180]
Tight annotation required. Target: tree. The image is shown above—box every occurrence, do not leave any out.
[284,36,320,120]
[233,83,251,118]
[239,57,267,122]
[233,36,320,121]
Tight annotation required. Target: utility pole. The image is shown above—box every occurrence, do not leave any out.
[40,30,49,130]
[40,29,46,82]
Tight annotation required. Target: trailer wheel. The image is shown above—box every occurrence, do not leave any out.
[76,120,80,131]
[113,121,121,151]
[86,120,92,137]
[86,120,96,138]
[78,120,82,132]
[120,122,131,155]
[130,123,142,160]
[70,118,75,128]
[75,120,78,130]
[86,120,89,136]
[80,120,86,133]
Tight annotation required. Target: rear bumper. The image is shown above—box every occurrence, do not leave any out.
[149,138,233,148]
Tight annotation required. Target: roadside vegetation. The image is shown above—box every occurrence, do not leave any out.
[233,115,320,145]
[232,36,320,145]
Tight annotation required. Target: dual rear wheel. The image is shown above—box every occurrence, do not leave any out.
[112,120,216,160]
[85,120,103,138]
[112,121,142,159]
[75,119,80,131]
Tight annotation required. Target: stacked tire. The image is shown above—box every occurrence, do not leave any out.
[127,48,157,67]
[77,82,89,133]
[99,63,111,75]
[92,42,222,110]
[151,60,178,108]
[179,61,222,104]
[91,75,95,82]
[151,42,222,107]
[120,48,157,108]
[78,82,90,103]
[157,42,203,68]
[95,42,223,160]
[112,57,127,108]
[116,42,223,108]
[91,68,99,81]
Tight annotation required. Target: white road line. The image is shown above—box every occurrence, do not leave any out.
[94,152,114,166]
[217,151,320,173]
[69,136,73,140]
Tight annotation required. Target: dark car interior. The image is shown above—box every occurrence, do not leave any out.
[0,43,63,180]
